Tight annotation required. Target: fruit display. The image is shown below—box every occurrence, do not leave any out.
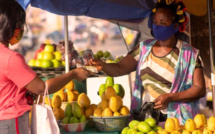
[121,113,215,134]
[93,76,129,117]
[98,76,125,99]
[28,43,64,68]
[121,118,161,134]
[62,102,86,124]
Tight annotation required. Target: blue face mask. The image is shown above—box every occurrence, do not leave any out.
[152,23,179,41]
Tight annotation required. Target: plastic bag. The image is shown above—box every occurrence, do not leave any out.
[133,102,160,124]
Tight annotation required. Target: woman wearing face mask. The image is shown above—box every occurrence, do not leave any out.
[0,0,93,133]
[90,0,206,124]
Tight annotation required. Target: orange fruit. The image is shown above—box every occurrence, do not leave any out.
[93,108,103,117]
[77,93,91,108]
[119,106,130,116]
[105,86,116,100]
[65,80,75,91]
[108,96,120,112]
[85,107,93,119]
[113,112,121,116]
[90,104,97,112]
[102,108,113,117]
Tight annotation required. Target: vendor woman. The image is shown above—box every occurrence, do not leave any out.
[90,0,206,124]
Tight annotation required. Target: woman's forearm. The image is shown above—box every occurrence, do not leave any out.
[169,85,206,102]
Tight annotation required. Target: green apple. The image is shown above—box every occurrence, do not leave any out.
[35,59,43,67]
[28,59,36,67]
[52,59,61,68]
[44,44,55,53]
[37,52,44,60]
[137,121,151,133]
[103,51,111,58]
[113,84,125,98]
[54,51,62,61]
[98,84,106,97]
[145,118,156,128]
[96,50,103,58]
[43,52,54,60]
[41,60,53,68]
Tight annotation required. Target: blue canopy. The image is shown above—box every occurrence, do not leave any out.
[17,0,154,20]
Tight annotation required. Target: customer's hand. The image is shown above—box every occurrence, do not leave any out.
[153,93,172,110]
[73,67,93,81]
[89,59,104,71]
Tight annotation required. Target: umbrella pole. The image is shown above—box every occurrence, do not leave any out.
[207,0,215,116]
[64,16,69,73]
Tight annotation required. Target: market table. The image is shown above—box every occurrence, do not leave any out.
[60,128,120,134]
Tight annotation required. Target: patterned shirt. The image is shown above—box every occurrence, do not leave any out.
[129,40,203,114]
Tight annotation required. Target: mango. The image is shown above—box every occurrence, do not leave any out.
[129,120,140,129]
[182,130,191,134]
[71,102,82,118]
[70,116,79,123]
[52,95,62,108]
[207,116,215,131]
[113,84,125,98]
[54,90,66,102]
[121,127,130,134]
[109,96,120,112]
[172,117,180,130]
[65,80,74,91]
[165,118,175,133]
[192,130,202,134]
[102,108,112,117]
[113,112,121,116]
[105,76,114,88]
[194,114,205,129]
[105,86,116,100]
[62,116,70,124]
[90,104,97,113]
[93,108,103,117]
[119,106,130,115]
[115,95,123,108]
[79,115,86,123]
[137,121,151,133]
[85,107,93,119]
[158,129,169,134]
[98,84,106,97]
[77,93,91,108]
[67,91,76,102]
[203,127,213,134]
[64,103,72,117]
[53,107,64,120]
[185,119,196,132]
[99,99,108,110]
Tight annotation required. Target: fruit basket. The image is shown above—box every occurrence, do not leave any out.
[60,122,87,132]
[90,114,130,132]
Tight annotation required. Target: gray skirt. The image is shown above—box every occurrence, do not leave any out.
[0,112,29,134]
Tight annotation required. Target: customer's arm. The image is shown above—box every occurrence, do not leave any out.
[154,68,206,110]
[25,67,92,95]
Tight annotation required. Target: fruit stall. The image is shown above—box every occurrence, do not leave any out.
[27,41,215,134]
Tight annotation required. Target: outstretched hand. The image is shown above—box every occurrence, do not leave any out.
[153,93,172,110]
[73,67,93,81]
[89,59,104,71]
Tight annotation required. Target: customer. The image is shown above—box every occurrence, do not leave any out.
[0,0,92,133]
[90,0,206,124]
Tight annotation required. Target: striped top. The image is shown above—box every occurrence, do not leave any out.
[129,40,203,113]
